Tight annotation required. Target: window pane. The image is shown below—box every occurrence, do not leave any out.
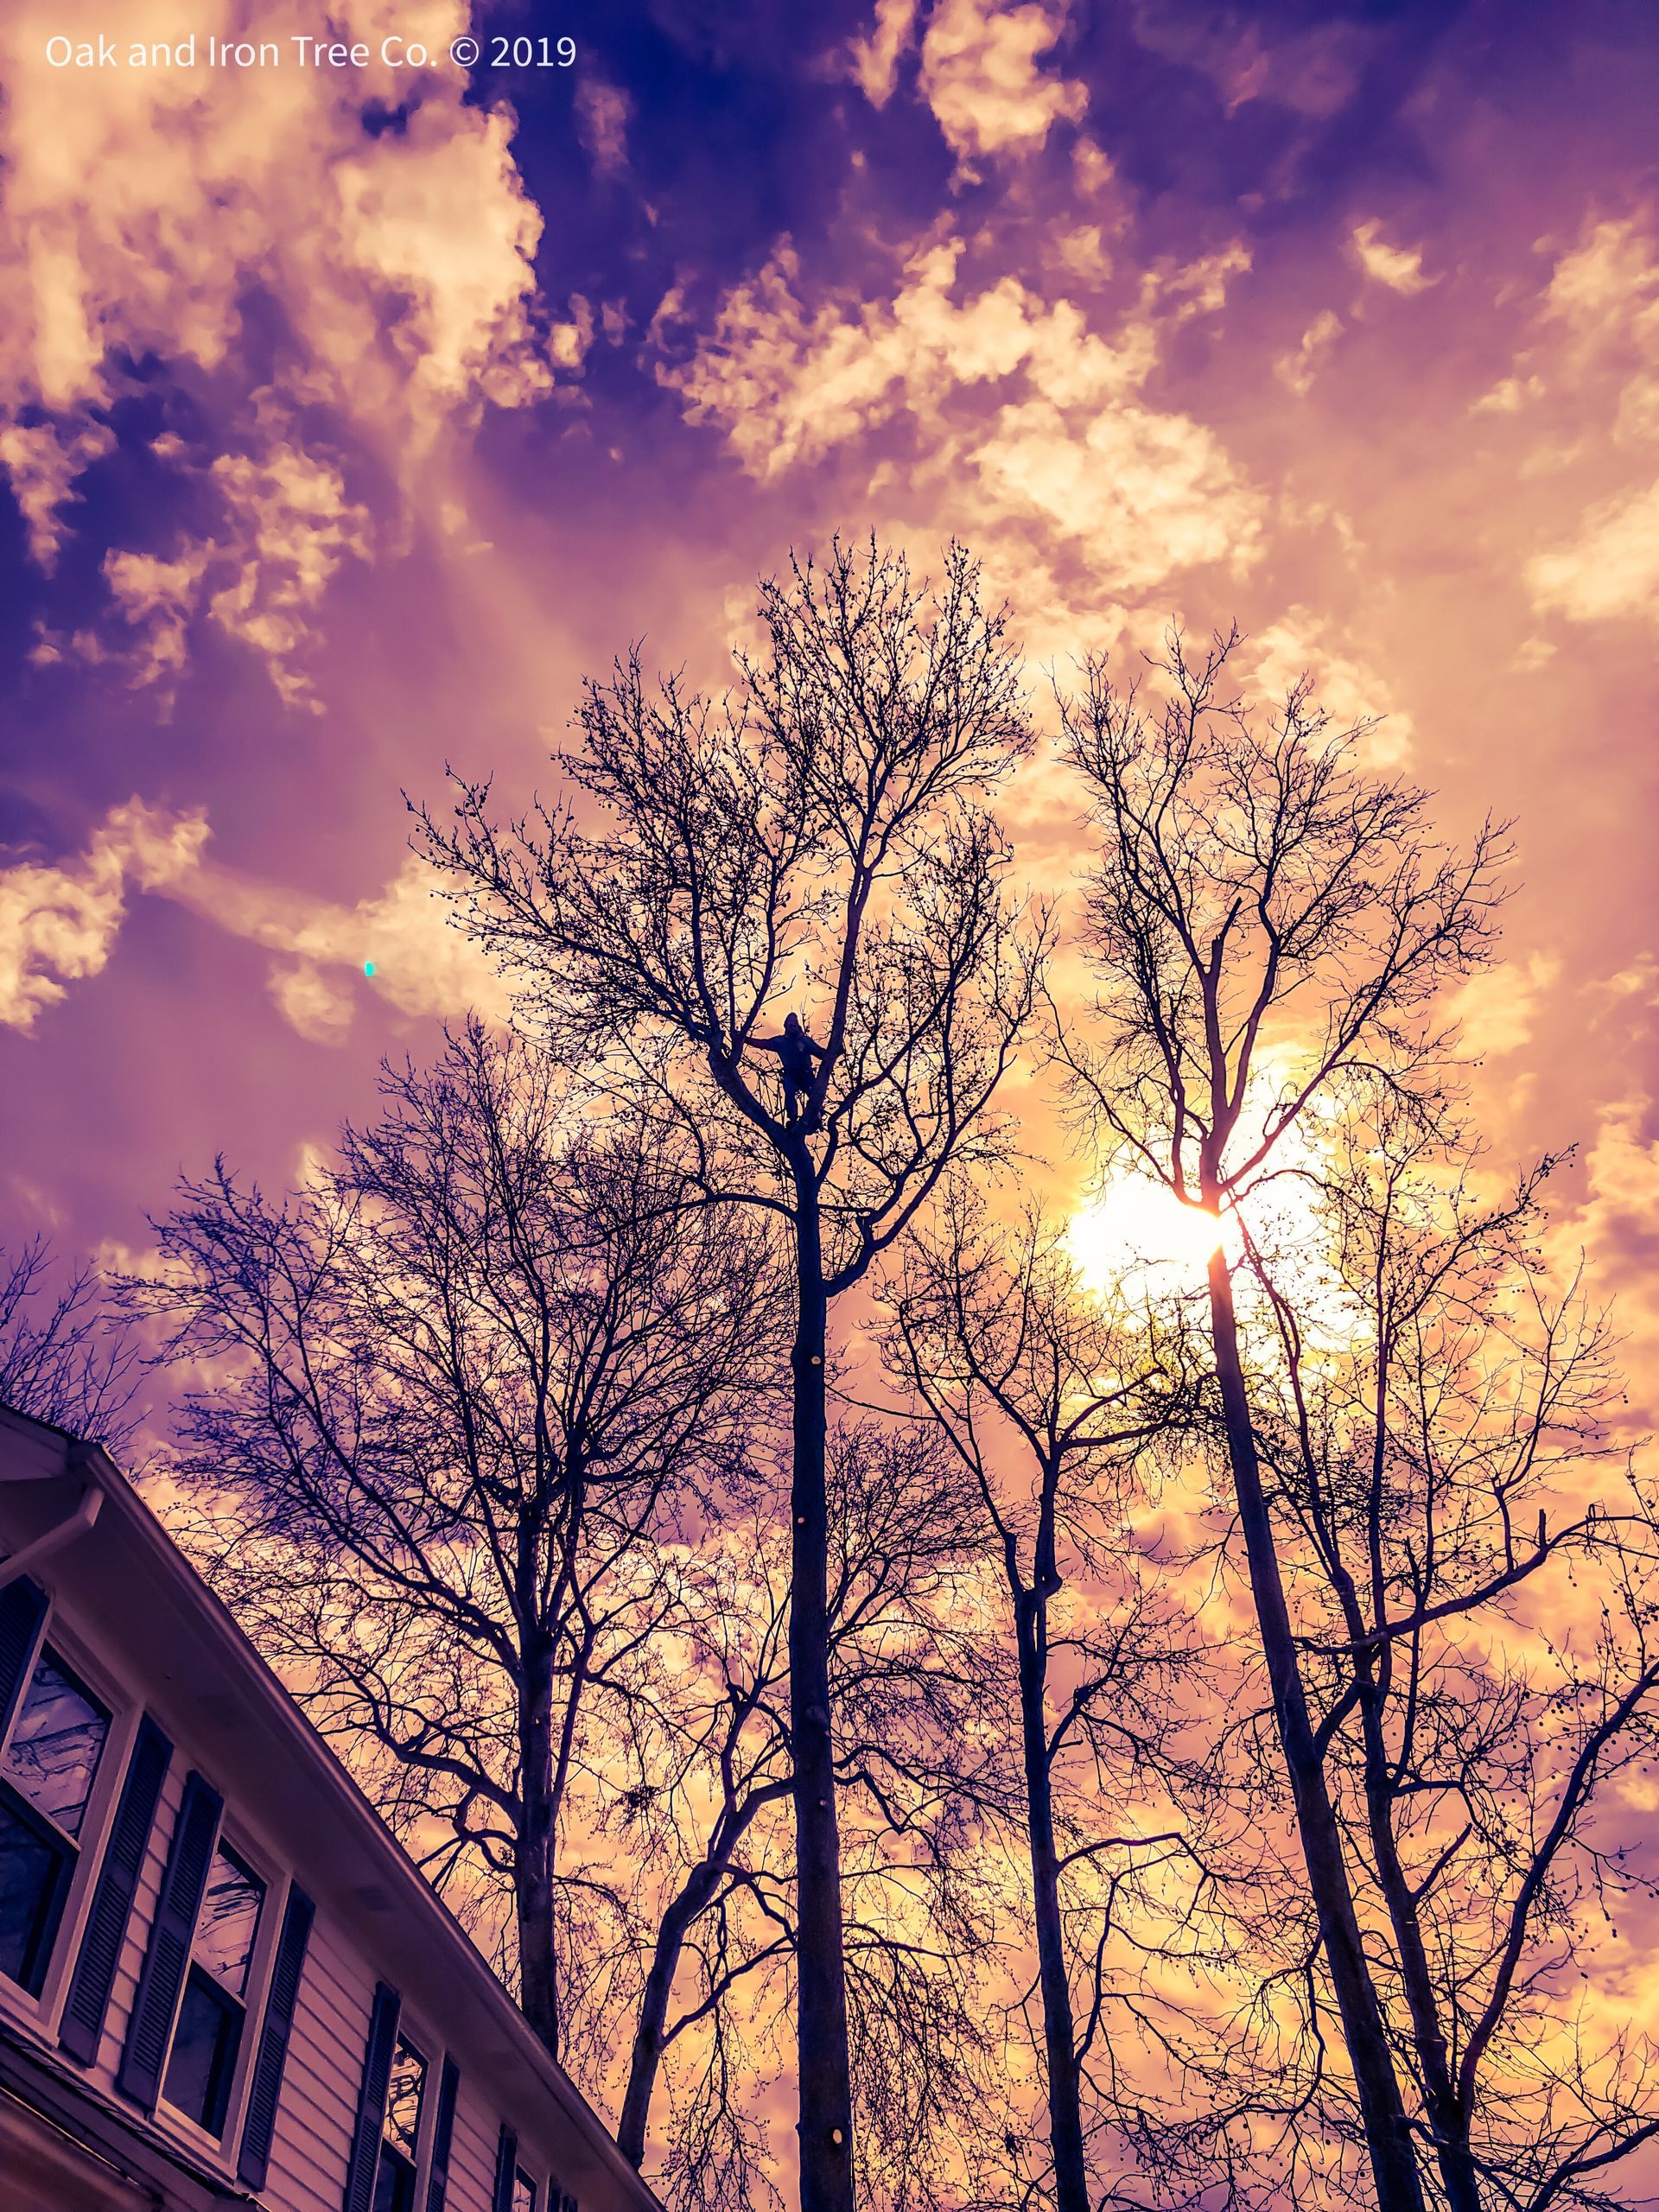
[513,2171,538,2212]
[162,1964,242,2137]
[194,1843,265,1995]
[373,2145,416,2212]
[384,2035,427,2158]
[0,1796,70,1995]
[2,1649,110,1838]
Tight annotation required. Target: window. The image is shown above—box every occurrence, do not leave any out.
[512,2171,538,2212]
[161,1841,265,2137]
[373,2033,428,2212]
[0,1647,110,1995]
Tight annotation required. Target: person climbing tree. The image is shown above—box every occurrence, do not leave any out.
[419,536,1043,2212]
[753,1011,825,1129]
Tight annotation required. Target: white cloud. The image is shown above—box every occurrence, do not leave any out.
[0,800,209,1029]
[918,0,1087,166]
[92,442,374,710]
[1542,217,1659,363]
[1551,1095,1659,1424]
[1446,952,1562,1059]
[1476,216,1659,622]
[0,803,508,1041]
[188,854,512,1036]
[1476,216,1659,437]
[1349,219,1435,296]
[1527,480,1659,627]
[1246,608,1412,765]
[0,0,559,694]
[269,958,357,1046]
[0,418,114,565]
[849,0,919,107]
[664,235,1263,603]
[1274,308,1343,397]
[1535,218,1659,448]
[102,546,213,692]
[971,393,1261,589]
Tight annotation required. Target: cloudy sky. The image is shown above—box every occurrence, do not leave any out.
[2,0,1656,1402]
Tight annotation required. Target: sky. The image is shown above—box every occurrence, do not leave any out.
[2,0,1658,1399]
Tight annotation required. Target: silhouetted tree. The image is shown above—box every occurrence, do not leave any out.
[1248,1102,1659,2212]
[885,1191,1208,2212]
[612,1519,795,2173]
[0,1234,143,1459]
[137,1018,777,2067]
[1058,628,1507,2212]
[419,537,1045,2212]
[646,1417,1011,2212]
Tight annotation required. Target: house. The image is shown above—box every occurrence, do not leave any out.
[0,1402,663,2212]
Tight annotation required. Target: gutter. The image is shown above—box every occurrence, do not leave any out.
[0,2011,256,2206]
[0,1452,103,1590]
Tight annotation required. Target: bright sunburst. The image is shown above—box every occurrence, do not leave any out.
[1065,1173,1236,1303]
[1068,1130,1365,1376]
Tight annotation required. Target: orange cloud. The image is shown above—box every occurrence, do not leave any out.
[918,0,1087,167]
[664,232,1263,622]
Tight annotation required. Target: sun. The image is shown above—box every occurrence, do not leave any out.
[1068,1141,1359,1352]
[1065,1172,1236,1303]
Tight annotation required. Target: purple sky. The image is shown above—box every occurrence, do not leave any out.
[1,0,1656,1399]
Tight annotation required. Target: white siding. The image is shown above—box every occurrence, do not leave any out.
[448,2067,505,2211]
[264,1909,376,2212]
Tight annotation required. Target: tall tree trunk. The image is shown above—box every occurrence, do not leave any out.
[518,1638,562,2059]
[617,1866,719,2166]
[1205,1250,1422,2212]
[791,1166,855,2212]
[1354,1681,1483,2212]
[1312,1459,1482,2212]
[1015,1595,1090,2212]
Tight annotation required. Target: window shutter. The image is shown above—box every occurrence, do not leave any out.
[60,1714,173,2064]
[492,2124,518,2212]
[115,1770,222,2109]
[341,1980,400,2212]
[423,2054,461,2212]
[235,1880,315,2189]
[0,1575,48,1743]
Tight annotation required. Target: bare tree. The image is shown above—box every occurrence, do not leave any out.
[1249,1102,1659,2212]
[136,1017,778,2069]
[827,1419,1009,2212]
[1058,628,1508,2212]
[612,1521,795,2172]
[884,1191,1210,2212]
[620,1419,1012,2212]
[418,537,1046,2212]
[0,1235,143,1459]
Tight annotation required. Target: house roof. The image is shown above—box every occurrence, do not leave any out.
[0,1401,664,2212]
